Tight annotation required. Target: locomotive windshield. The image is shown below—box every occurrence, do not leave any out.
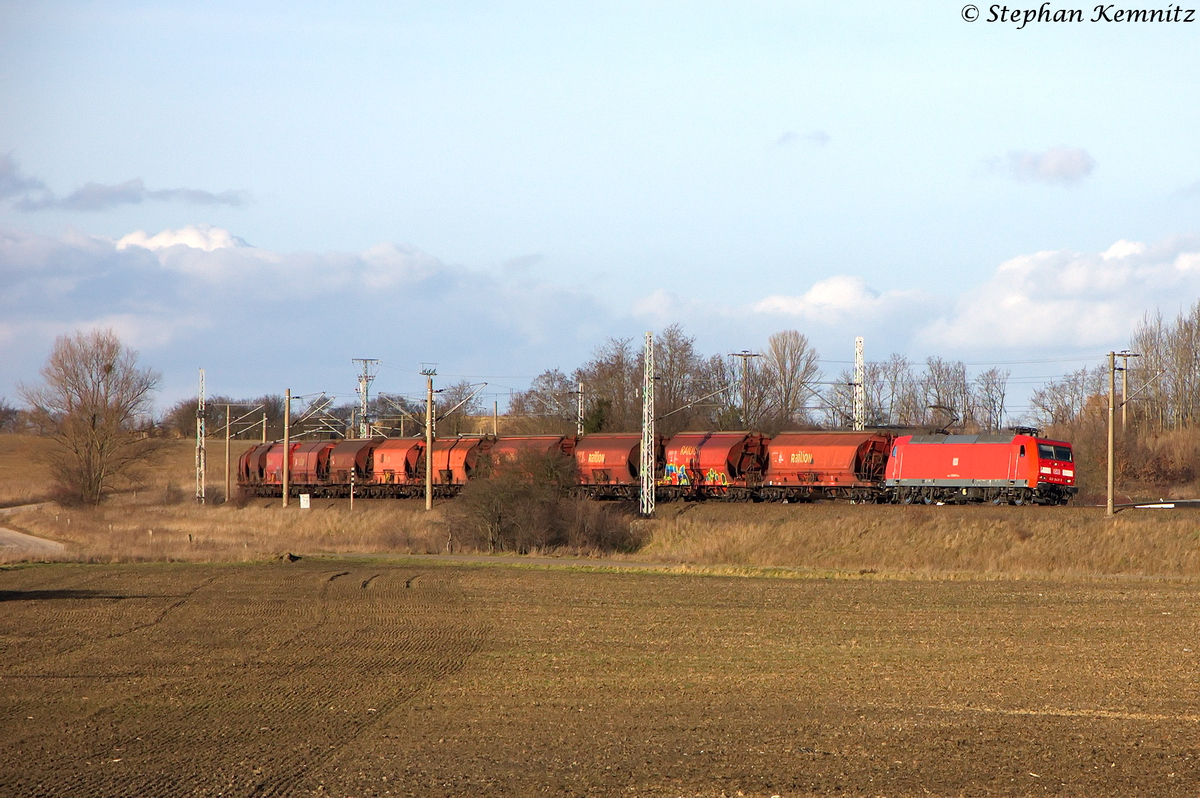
[1038,443,1072,462]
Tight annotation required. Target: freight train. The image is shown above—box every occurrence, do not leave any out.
[238,428,1077,505]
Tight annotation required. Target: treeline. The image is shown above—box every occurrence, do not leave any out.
[1029,301,1200,494]
[1,324,1021,440]
[508,324,1013,437]
[1030,302,1200,434]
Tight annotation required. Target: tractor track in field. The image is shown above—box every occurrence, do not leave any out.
[5,561,1200,796]
[0,562,490,797]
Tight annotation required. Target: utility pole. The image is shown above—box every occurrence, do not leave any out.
[283,388,291,509]
[853,336,866,431]
[493,400,498,436]
[1106,349,1142,517]
[422,368,436,511]
[1107,353,1115,517]
[223,403,231,504]
[352,358,379,438]
[640,331,655,518]
[729,350,761,428]
[261,412,267,443]
[576,381,585,437]
[195,368,206,504]
[1120,350,1131,430]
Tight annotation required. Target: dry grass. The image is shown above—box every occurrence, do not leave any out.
[636,502,1200,578]
[0,434,447,563]
[0,433,261,507]
[1,497,448,564]
[0,436,55,507]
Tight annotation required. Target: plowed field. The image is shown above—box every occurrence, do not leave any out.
[2,561,1198,796]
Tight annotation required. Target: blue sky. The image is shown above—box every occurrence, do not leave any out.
[3,1,1200,413]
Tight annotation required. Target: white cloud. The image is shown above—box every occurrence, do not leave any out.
[0,226,610,401]
[7,223,1200,405]
[117,224,249,252]
[756,275,880,321]
[1002,146,1096,185]
[919,237,1200,351]
[360,242,448,288]
[0,154,45,198]
[1101,239,1145,260]
[16,178,247,211]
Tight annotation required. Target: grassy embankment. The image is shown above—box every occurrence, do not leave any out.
[2,434,1199,577]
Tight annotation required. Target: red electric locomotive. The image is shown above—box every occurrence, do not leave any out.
[885,432,1076,505]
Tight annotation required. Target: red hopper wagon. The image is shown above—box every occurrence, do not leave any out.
[371,438,425,496]
[574,433,662,500]
[659,431,769,500]
[421,436,494,496]
[329,438,377,486]
[490,435,577,464]
[761,431,893,502]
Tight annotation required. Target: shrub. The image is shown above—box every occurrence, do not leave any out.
[448,450,640,554]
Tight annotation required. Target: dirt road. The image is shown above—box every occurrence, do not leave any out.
[0,504,63,560]
[2,560,1198,796]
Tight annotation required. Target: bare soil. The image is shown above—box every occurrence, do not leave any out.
[2,560,1198,796]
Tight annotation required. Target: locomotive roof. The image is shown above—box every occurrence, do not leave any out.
[907,434,1018,444]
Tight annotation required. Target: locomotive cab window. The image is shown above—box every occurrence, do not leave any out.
[1054,445,1072,462]
[1019,445,1025,456]
[1038,444,1056,460]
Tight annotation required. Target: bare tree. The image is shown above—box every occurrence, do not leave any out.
[879,354,924,426]
[694,353,741,429]
[575,337,640,432]
[654,324,704,434]
[1128,303,1200,432]
[922,357,971,429]
[19,329,161,504]
[734,355,772,430]
[0,397,19,433]
[438,380,485,435]
[1027,366,1104,428]
[507,369,577,434]
[973,368,1010,432]
[762,330,821,428]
